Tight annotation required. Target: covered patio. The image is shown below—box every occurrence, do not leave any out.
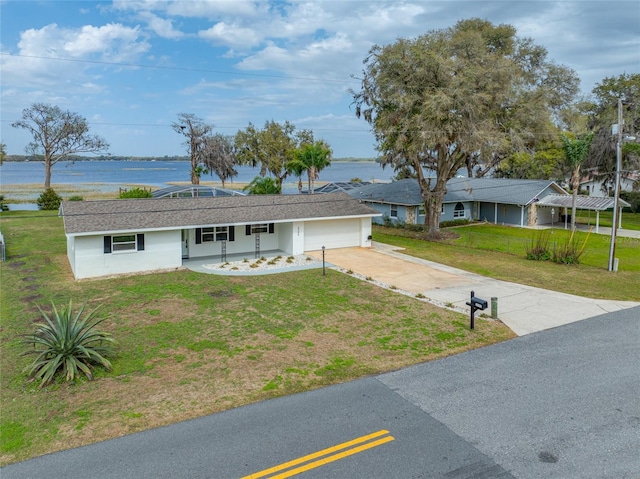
[537,194,631,233]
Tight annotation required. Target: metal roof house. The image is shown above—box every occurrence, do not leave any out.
[60,193,380,280]
[347,178,569,227]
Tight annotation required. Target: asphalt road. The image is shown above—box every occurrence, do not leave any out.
[3,307,639,479]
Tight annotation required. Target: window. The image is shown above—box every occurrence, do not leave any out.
[104,234,144,253]
[195,226,234,244]
[215,226,228,241]
[252,223,269,234]
[201,227,215,242]
[453,202,465,218]
[418,205,425,216]
[390,205,398,218]
[245,223,274,235]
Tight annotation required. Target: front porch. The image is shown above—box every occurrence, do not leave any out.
[182,249,327,275]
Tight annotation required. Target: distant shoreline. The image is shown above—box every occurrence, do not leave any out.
[1,157,379,163]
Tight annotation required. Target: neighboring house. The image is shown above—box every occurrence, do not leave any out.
[61,193,380,280]
[347,178,569,227]
[580,171,638,197]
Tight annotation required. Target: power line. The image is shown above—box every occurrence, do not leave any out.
[0,52,358,85]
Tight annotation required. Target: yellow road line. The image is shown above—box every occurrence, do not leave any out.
[240,429,394,479]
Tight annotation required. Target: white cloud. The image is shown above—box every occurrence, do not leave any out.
[138,11,185,39]
[198,22,262,48]
[1,22,150,92]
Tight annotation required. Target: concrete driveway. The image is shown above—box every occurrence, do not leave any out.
[308,243,639,336]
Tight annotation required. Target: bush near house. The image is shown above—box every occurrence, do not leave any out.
[37,188,62,210]
[118,187,152,199]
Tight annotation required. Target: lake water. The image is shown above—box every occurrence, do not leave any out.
[0,160,393,187]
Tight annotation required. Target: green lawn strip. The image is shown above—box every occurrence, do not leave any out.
[373,224,639,301]
[574,208,640,231]
[0,212,514,465]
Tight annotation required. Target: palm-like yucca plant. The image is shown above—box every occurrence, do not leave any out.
[22,301,115,387]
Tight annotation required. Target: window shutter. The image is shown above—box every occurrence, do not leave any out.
[195,228,202,244]
[137,234,145,251]
[268,223,274,234]
[103,236,112,254]
[228,226,235,242]
[246,225,251,235]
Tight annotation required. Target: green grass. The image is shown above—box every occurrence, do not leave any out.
[0,211,514,465]
[574,209,640,231]
[373,222,640,301]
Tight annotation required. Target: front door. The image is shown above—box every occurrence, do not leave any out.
[181,230,189,258]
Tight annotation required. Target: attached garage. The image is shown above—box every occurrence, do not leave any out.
[303,218,361,251]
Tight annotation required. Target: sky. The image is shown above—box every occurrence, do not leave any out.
[1,1,639,159]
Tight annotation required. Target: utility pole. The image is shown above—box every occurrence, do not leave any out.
[608,99,622,272]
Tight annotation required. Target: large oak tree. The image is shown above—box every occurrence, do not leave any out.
[351,18,578,235]
[12,103,109,189]
[584,73,640,194]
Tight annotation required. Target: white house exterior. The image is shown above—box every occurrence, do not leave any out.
[61,193,380,280]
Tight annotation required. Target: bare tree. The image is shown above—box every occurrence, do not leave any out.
[172,113,213,185]
[202,134,238,187]
[12,103,109,189]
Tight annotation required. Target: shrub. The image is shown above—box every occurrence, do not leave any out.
[620,191,640,213]
[440,219,471,228]
[22,301,115,387]
[67,195,84,201]
[0,195,8,212]
[526,229,551,261]
[36,188,62,210]
[552,230,590,265]
[119,187,152,199]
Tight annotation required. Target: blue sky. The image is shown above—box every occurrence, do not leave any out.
[1,1,638,158]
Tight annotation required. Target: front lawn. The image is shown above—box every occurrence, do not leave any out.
[374,222,640,301]
[0,212,514,465]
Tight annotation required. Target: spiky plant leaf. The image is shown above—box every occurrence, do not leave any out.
[22,300,115,387]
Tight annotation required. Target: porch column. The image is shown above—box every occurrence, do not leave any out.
[494,203,498,224]
[596,210,600,233]
[618,207,623,229]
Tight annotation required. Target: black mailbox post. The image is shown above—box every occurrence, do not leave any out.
[466,290,487,329]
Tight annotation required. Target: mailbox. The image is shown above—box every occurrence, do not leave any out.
[471,296,487,310]
[466,290,488,329]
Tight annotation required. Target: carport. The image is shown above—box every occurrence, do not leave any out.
[537,194,630,233]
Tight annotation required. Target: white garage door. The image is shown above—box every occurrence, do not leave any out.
[304,219,360,251]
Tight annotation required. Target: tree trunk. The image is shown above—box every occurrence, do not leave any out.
[422,184,446,237]
[571,165,579,230]
[310,166,316,194]
[44,158,52,189]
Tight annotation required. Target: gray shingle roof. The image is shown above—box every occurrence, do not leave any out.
[61,193,379,235]
[348,178,567,206]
